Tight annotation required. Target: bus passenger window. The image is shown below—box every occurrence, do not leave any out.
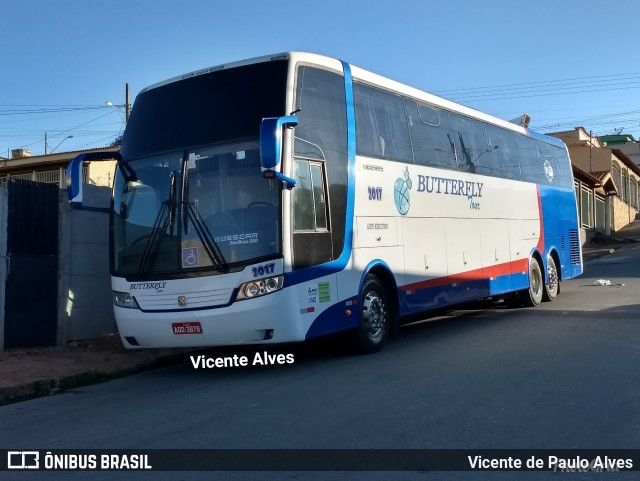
[485,125,522,181]
[549,145,573,188]
[449,113,491,175]
[404,99,457,170]
[518,136,546,184]
[354,83,412,162]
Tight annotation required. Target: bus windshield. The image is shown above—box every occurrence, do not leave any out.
[112,141,281,279]
[111,59,288,280]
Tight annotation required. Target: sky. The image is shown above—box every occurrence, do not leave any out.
[2,0,639,157]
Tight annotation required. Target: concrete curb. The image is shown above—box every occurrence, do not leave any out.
[0,352,188,407]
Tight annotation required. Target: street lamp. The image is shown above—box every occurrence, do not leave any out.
[106,101,126,124]
[50,135,73,153]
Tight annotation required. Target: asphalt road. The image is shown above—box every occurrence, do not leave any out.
[1,245,639,481]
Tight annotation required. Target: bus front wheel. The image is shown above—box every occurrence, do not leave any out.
[354,275,390,354]
[521,257,544,307]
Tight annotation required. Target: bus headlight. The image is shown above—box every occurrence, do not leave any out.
[236,275,283,301]
[113,291,140,309]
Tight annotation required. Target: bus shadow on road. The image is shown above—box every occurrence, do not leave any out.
[166,298,527,373]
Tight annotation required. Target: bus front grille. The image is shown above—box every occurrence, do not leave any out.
[134,289,234,310]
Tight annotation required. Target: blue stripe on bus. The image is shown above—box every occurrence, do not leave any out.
[305,299,359,339]
[284,60,357,288]
[399,271,529,316]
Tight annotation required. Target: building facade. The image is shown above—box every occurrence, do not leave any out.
[549,127,640,235]
[601,134,640,166]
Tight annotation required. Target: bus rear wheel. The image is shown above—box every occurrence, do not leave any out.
[354,275,390,354]
[542,255,559,302]
[521,257,544,307]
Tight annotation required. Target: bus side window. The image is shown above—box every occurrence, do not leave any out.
[485,125,522,181]
[354,83,412,162]
[293,65,347,262]
[292,159,328,232]
[404,99,457,170]
[549,145,573,189]
[518,136,545,184]
[449,113,491,175]
[294,67,347,162]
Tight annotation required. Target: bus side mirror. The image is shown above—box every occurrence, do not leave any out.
[66,151,122,207]
[66,154,85,206]
[260,115,298,189]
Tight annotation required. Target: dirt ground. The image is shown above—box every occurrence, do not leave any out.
[0,334,189,401]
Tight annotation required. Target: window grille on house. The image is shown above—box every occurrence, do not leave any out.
[595,196,606,233]
[580,186,593,228]
[630,175,638,209]
[35,170,61,185]
[622,171,629,204]
[612,165,622,198]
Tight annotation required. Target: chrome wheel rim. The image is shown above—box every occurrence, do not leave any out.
[547,259,558,296]
[362,291,386,341]
[530,263,542,297]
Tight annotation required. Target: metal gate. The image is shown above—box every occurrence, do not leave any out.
[4,179,59,348]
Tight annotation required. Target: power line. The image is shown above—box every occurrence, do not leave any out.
[0,105,112,116]
[433,71,640,94]
[447,83,640,103]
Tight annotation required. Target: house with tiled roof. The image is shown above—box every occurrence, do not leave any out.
[570,165,617,238]
[601,134,640,166]
[0,146,119,189]
[548,127,640,236]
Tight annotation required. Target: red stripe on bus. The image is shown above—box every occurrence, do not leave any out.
[536,184,544,253]
[399,188,545,294]
[399,258,529,292]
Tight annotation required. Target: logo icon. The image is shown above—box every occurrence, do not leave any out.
[393,166,412,215]
[182,247,199,268]
[8,451,39,469]
[178,296,187,306]
[544,160,554,182]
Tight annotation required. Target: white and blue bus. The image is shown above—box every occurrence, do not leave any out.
[67,52,583,353]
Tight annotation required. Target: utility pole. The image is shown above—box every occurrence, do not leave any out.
[45,132,48,155]
[589,130,593,172]
[125,83,131,123]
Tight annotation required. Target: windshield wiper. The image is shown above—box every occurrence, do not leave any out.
[181,166,228,273]
[183,200,229,273]
[137,171,177,278]
[168,171,177,236]
[136,201,170,278]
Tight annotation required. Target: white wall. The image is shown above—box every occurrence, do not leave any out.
[58,185,115,344]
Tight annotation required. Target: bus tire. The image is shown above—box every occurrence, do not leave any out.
[354,275,390,354]
[521,257,544,307]
[542,255,559,302]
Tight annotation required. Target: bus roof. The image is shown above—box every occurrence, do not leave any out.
[138,51,566,149]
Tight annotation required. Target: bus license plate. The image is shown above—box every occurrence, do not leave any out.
[172,322,203,335]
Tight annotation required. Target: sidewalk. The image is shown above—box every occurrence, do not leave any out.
[582,219,640,260]
[0,335,192,406]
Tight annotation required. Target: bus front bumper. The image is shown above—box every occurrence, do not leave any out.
[114,290,305,349]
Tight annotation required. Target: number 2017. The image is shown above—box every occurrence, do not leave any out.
[252,263,275,277]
